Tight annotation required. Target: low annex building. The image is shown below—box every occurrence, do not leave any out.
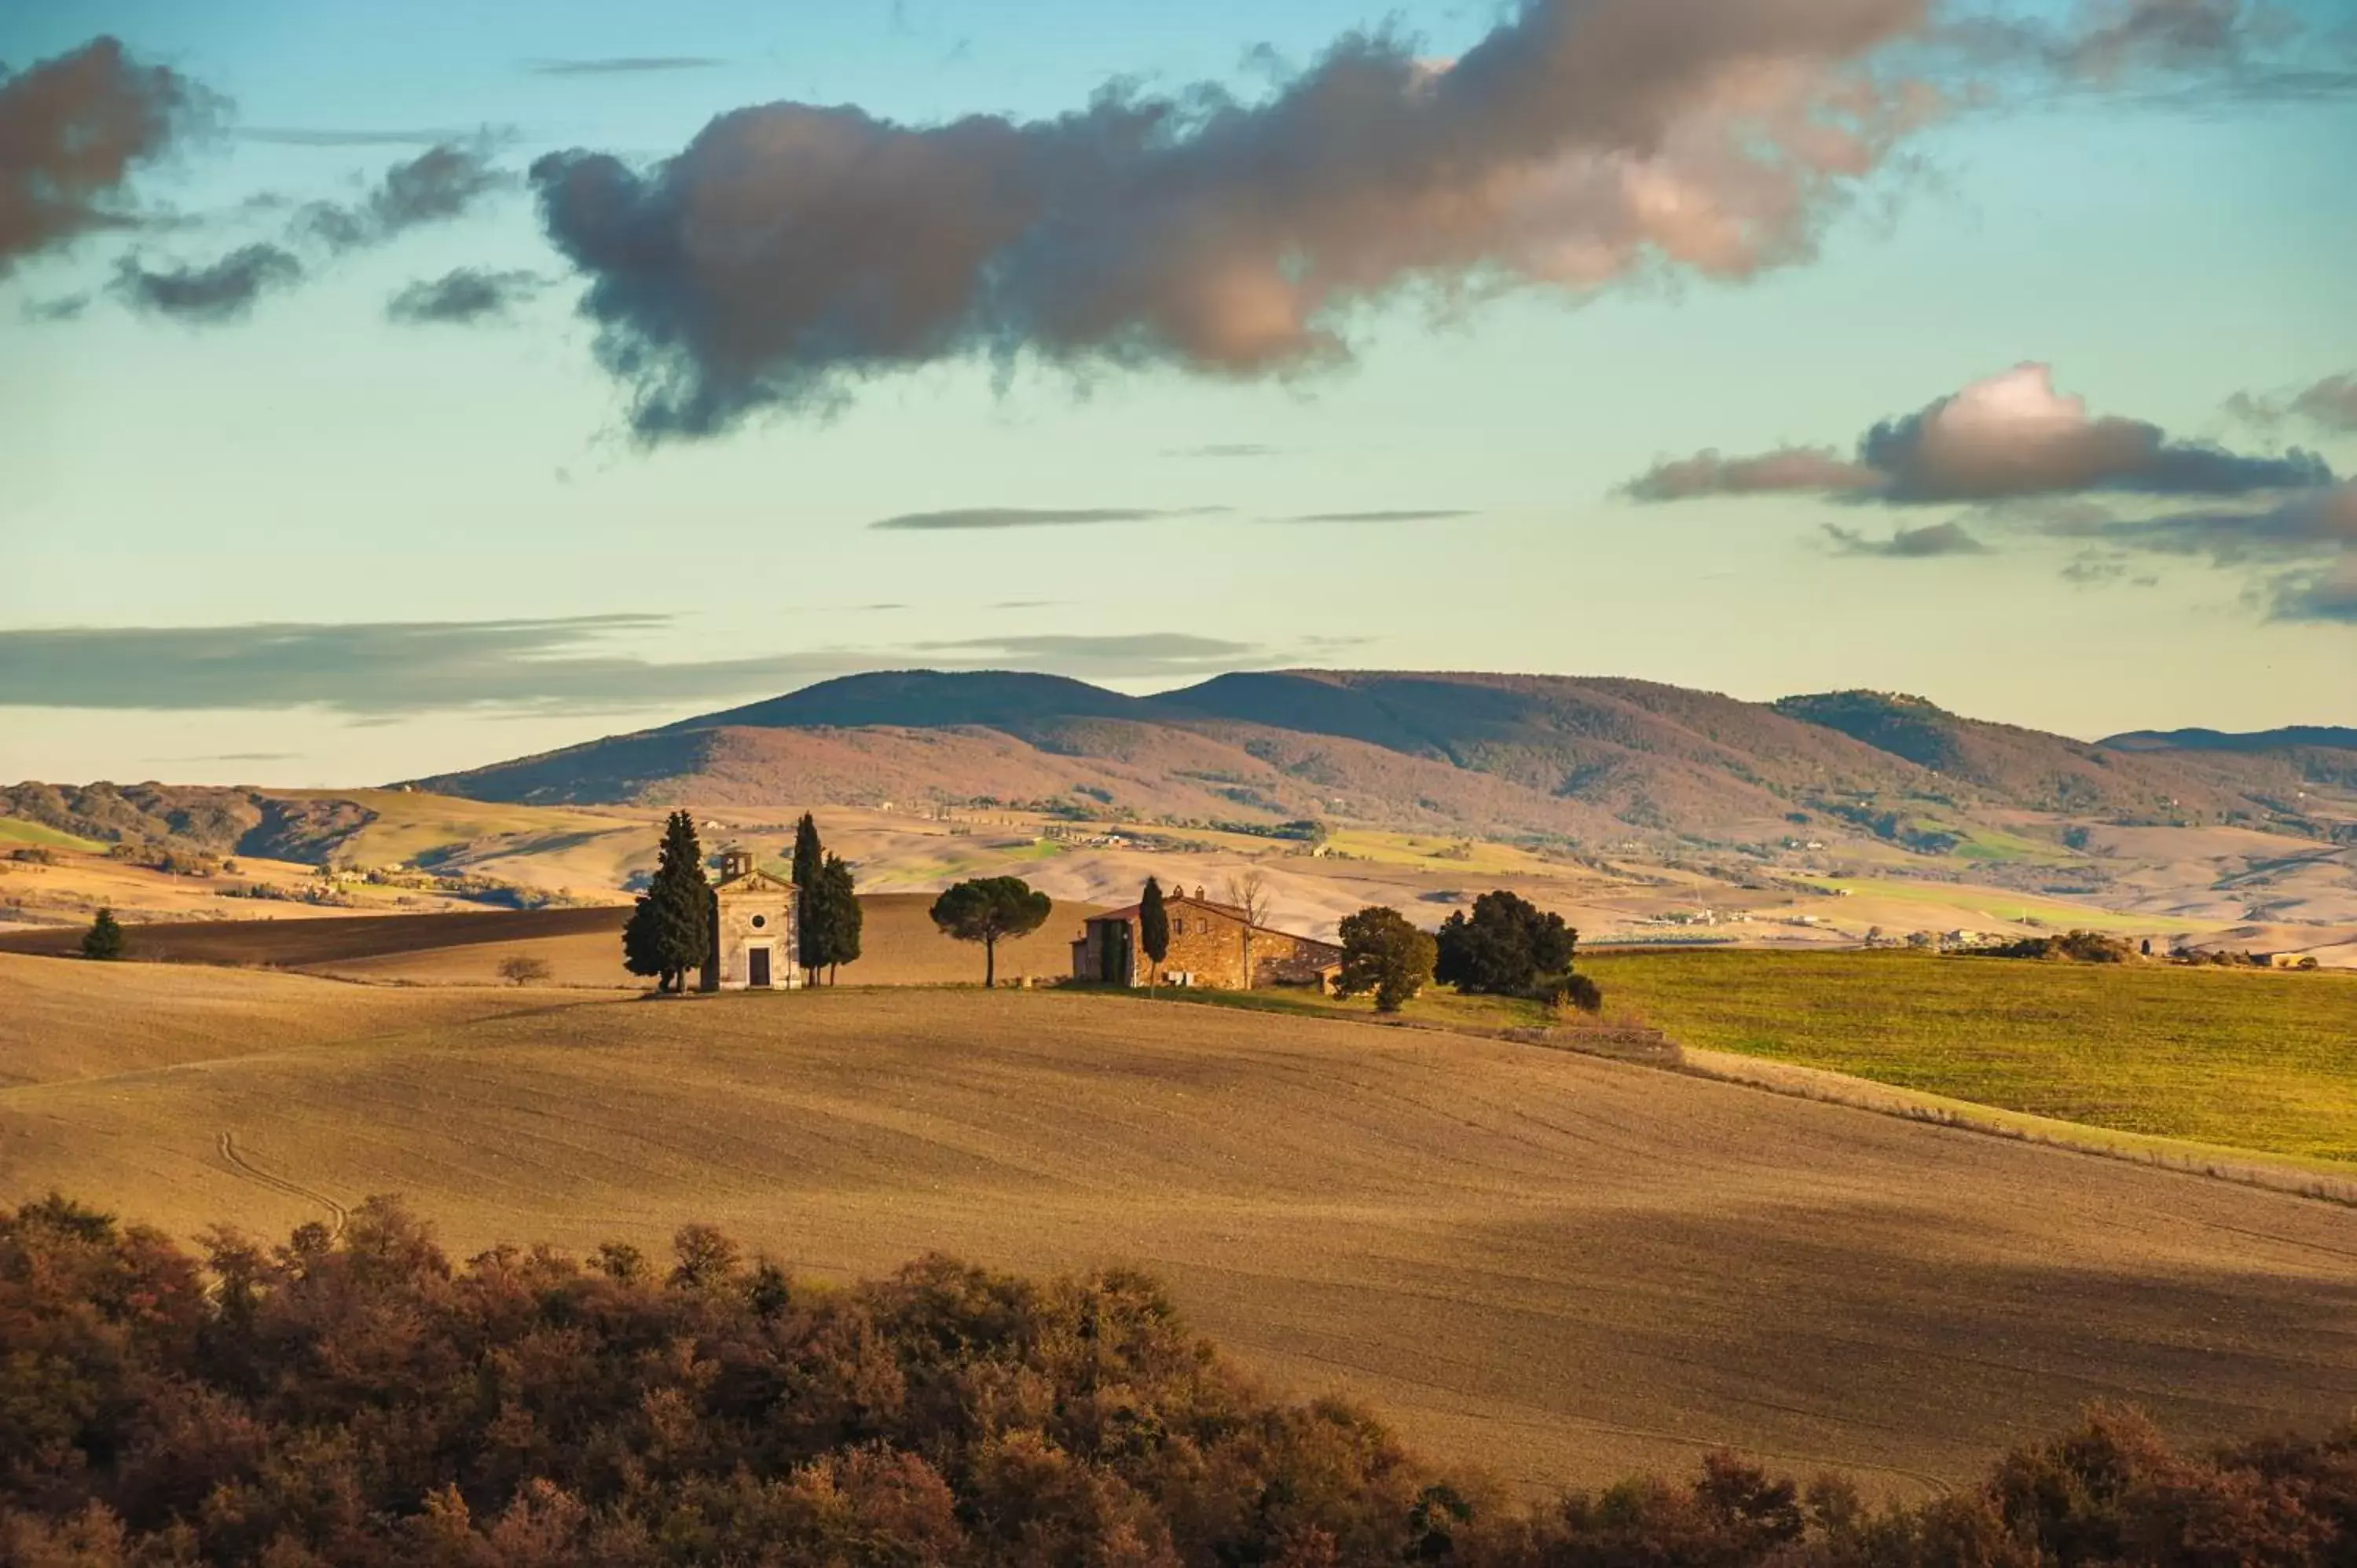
[702,848,799,991]
[1071,887,1342,990]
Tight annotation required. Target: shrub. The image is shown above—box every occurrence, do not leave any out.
[1979,929,2135,963]
[4,1196,2354,1568]
[497,954,554,985]
[1538,972,1604,1015]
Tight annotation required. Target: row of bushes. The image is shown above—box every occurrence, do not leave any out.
[10,1195,2351,1566]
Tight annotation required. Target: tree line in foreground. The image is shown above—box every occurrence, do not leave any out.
[12,1194,2347,1566]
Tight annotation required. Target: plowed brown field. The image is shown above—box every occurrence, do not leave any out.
[3,956,2351,1502]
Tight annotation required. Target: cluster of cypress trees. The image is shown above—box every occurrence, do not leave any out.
[790,811,863,985]
[622,811,863,991]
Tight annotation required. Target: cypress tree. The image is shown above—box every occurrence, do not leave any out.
[622,810,712,992]
[81,907,126,961]
[1137,877,1169,993]
[817,853,862,984]
[791,813,824,982]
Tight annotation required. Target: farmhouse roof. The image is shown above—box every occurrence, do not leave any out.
[1084,892,1332,947]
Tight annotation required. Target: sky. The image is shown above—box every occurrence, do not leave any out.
[2,0,2353,786]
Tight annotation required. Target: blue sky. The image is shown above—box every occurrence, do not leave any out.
[2,0,2352,785]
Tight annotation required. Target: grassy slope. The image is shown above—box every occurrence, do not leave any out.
[0,819,108,852]
[1582,949,2357,1163]
[6,969,2355,1502]
[1126,948,2357,1167]
[269,789,638,866]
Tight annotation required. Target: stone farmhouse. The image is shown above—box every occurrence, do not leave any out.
[702,848,799,991]
[1071,887,1342,990]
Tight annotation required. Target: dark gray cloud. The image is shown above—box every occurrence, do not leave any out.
[2036,483,2357,566]
[296,141,506,252]
[240,126,478,147]
[2018,483,2357,618]
[386,267,545,324]
[1823,519,1989,557]
[0,36,216,272]
[869,506,1221,531]
[110,243,303,322]
[530,0,1959,440]
[0,617,1273,713]
[1629,364,2333,505]
[523,57,726,75]
[1270,508,1476,523]
[2272,562,2357,624]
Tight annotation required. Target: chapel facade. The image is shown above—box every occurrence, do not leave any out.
[701,848,800,991]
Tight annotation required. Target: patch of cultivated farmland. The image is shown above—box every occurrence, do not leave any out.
[1584,948,2357,1163]
[5,963,2354,1500]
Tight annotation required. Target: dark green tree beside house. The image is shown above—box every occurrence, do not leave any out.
[929,877,1053,987]
[623,811,711,993]
[811,853,863,984]
[1138,877,1170,993]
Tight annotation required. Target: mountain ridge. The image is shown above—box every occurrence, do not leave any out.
[405,669,2354,850]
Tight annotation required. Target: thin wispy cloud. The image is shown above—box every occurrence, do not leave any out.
[18,293,89,323]
[0,617,812,715]
[1270,509,1475,524]
[295,141,508,253]
[910,632,1268,676]
[1165,443,1278,459]
[1823,520,1989,558]
[0,618,1280,714]
[239,126,481,148]
[387,268,544,324]
[2229,372,2357,435]
[869,506,1223,531]
[522,57,726,76]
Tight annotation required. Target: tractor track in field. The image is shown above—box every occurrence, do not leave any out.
[217,1131,348,1238]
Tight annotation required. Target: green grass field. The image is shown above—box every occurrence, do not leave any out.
[1583,949,2357,1163]
[0,819,106,852]
[1124,948,2357,1165]
[1792,874,2212,934]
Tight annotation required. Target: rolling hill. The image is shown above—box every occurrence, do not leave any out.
[7,959,2354,1498]
[8,673,2351,913]
[412,669,2355,848]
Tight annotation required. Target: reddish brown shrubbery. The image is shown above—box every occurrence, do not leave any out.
[4,1194,2352,1566]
